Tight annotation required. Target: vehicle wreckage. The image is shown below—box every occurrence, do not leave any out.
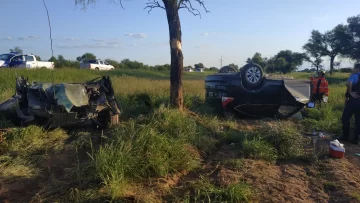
[0,75,121,128]
[205,63,314,118]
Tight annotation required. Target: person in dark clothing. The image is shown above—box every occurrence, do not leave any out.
[339,63,360,144]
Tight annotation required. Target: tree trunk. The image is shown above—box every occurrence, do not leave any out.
[163,1,183,110]
[330,56,335,75]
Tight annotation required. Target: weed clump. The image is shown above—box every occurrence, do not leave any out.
[1,125,67,155]
[181,176,253,203]
[92,107,209,199]
[0,126,68,180]
[239,121,305,162]
[241,138,278,162]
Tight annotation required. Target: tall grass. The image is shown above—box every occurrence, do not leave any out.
[0,68,353,201]
[90,107,221,199]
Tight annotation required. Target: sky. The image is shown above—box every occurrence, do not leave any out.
[1,0,360,69]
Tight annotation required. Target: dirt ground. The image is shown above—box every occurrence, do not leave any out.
[207,136,360,203]
[1,130,360,203]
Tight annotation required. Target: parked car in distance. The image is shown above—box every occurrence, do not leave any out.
[8,54,54,69]
[0,52,21,68]
[80,59,115,71]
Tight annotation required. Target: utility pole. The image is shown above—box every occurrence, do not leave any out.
[219,56,223,68]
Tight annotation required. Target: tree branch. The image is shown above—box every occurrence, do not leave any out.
[144,0,165,14]
[178,0,209,19]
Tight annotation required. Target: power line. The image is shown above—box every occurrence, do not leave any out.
[219,56,223,68]
[42,0,53,58]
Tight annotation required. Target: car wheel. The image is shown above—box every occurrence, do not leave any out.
[218,66,237,73]
[240,63,264,89]
[95,67,99,71]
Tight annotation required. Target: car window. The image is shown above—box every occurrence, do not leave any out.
[88,60,97,64]
[11,55,23,62]
[25,55,34,61]
[0,54,11,61]
[100,61,104,65]
[104,61,109,65]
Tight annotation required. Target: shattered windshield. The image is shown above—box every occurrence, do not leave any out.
[0,54,11,61]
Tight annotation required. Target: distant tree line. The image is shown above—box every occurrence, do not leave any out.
[45,52,219,71]
[245,14,360,74]
[7,14,358,74]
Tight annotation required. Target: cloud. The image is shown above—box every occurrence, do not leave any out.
[200,32,218,36]
[195,45,210,48]
[91,38,105,42]
[18,35,38,40]
[2,37,13,41]
[55,42,122,49]
[65,37,79,41]
[124,33,147,39]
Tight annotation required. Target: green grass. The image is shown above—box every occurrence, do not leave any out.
[0,126,68,181]
[179,175,253,203]
[0,68,354,202]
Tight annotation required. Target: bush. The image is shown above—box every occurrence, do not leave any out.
[340,68,353,73]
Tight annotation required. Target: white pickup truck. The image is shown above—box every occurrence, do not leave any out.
[79,59,114,70]
[9,54,54,69]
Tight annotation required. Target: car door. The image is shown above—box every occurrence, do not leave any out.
[9,55,24,68]
[104,61,111,70]
[99,60,106,70]
[25,55,36,68]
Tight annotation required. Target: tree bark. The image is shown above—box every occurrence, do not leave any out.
[163,1,183,110]
[330,55,335,75]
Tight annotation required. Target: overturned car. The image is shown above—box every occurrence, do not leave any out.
[0,75,121,128]
[205,63,314,118]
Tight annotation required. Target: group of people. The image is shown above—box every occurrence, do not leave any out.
[310,64,360,145]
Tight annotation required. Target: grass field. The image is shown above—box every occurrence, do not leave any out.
[0,68,359,203]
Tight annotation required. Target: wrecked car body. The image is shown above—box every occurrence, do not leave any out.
[0,75,121,128]
[205,63,314,118]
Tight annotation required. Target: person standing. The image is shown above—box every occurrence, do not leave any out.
[339,63,360,144]
[310,70,329,104]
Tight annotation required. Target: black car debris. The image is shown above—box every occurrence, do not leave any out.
[0,75,121,129]
[205,63,314,118]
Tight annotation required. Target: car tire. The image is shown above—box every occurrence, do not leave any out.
[240,63,264,89]
[218,66,237,73]
[95,67,99,71]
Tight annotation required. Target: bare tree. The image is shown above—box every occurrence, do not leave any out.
[75,0,209,110]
